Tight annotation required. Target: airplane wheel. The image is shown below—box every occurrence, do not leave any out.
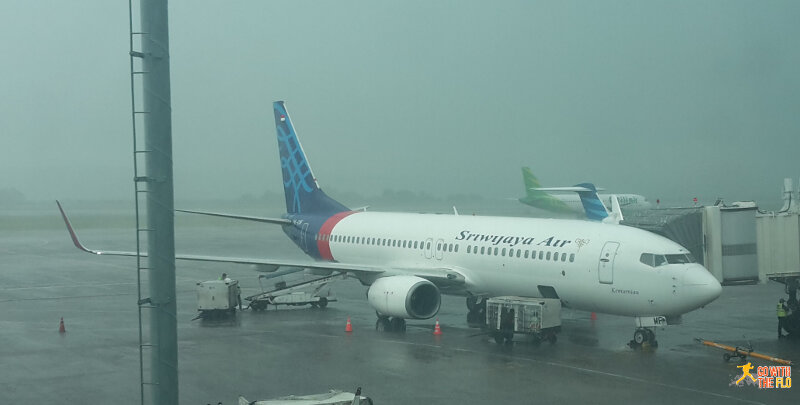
[467,297,477,311]
[494,333,504,345]
[547,333,557,344]
[376,317,390,332]
[633,329,647,345]
[317,297,328,309]
[390,317,406,332]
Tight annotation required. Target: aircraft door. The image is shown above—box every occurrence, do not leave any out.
[424,238,433,259]
[435,238,445,260]
[598,241,619,284]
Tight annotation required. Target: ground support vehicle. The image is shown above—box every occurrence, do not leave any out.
[246,272,344,311]
[485,296,561,344]
[196,279,241,319]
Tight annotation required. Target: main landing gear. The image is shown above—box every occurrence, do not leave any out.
[375,315,406,332]
[630,327,658,348]
[466,297,486,325]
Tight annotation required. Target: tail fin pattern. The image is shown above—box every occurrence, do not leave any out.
[522,167,544,195]
[573,183,609,221]
[519,167,575,214]
[273,101,348,215]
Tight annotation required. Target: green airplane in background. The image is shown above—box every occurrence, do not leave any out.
[518,167,652,217]
[518,167,577,215]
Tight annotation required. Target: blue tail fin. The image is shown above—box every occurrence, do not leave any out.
[273,101,349,215]
[573,183,609,221]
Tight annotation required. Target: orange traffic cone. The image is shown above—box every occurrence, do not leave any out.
[345,317,353,333]
[59,317,66,334]
[433,318,442,336]
[591,312,597,320]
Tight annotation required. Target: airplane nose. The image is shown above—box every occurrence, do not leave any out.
[683,265,722,305]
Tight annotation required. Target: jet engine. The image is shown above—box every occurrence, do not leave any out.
[367,275,440,319]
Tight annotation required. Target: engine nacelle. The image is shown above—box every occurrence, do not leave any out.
[367,275,440,319]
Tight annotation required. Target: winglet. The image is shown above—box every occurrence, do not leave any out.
[56,200,99,254]
[602,195,624,224]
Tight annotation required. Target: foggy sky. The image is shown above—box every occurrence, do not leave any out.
[2,1,799,208]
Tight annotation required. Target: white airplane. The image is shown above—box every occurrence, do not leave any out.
[58,101,721,347]
[519,167,652,219]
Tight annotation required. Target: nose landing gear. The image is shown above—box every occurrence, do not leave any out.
[630,327,658,348]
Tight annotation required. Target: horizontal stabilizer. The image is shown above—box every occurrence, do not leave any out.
[532,186,606,192]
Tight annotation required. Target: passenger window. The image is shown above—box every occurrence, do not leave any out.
[561,253,567,261]
[516,250,521,258]
[539,251,543,260]
[569,253,575,262]
[508,249,514,257]
[480,246,485,254]
[501,248,507,256]
[494,247,499,256]
[524,250,529,258]
[448,244,453,252]
[553,252,559,261]
[426,241,431,249]
[546,252,551,260]
[413,241,418,249]
[437,243,441,251]
[454,244,459,253]
[467,245,472,254]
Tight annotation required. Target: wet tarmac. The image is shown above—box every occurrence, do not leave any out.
[1,207,798,404]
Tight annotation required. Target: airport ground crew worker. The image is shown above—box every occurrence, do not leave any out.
[777,298,789,338]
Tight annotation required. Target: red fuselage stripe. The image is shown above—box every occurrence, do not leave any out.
[317,211,358,260]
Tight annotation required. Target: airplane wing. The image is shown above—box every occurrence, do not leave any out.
[57,201,467,287]
[175,209,292,225]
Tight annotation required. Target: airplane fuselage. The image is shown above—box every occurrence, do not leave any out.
[284,211,719,318]
[552,193,651,213]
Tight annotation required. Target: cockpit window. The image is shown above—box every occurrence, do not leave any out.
[665,254,695,264]
[640,253,671,267]
[642,252,696,267]
[639,253,654,267]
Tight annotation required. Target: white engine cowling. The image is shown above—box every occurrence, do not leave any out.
[367,275,440,319]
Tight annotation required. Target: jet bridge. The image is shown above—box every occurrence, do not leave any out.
[623,203,759,284]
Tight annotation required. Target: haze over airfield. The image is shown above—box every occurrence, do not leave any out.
[2,1,799,208]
